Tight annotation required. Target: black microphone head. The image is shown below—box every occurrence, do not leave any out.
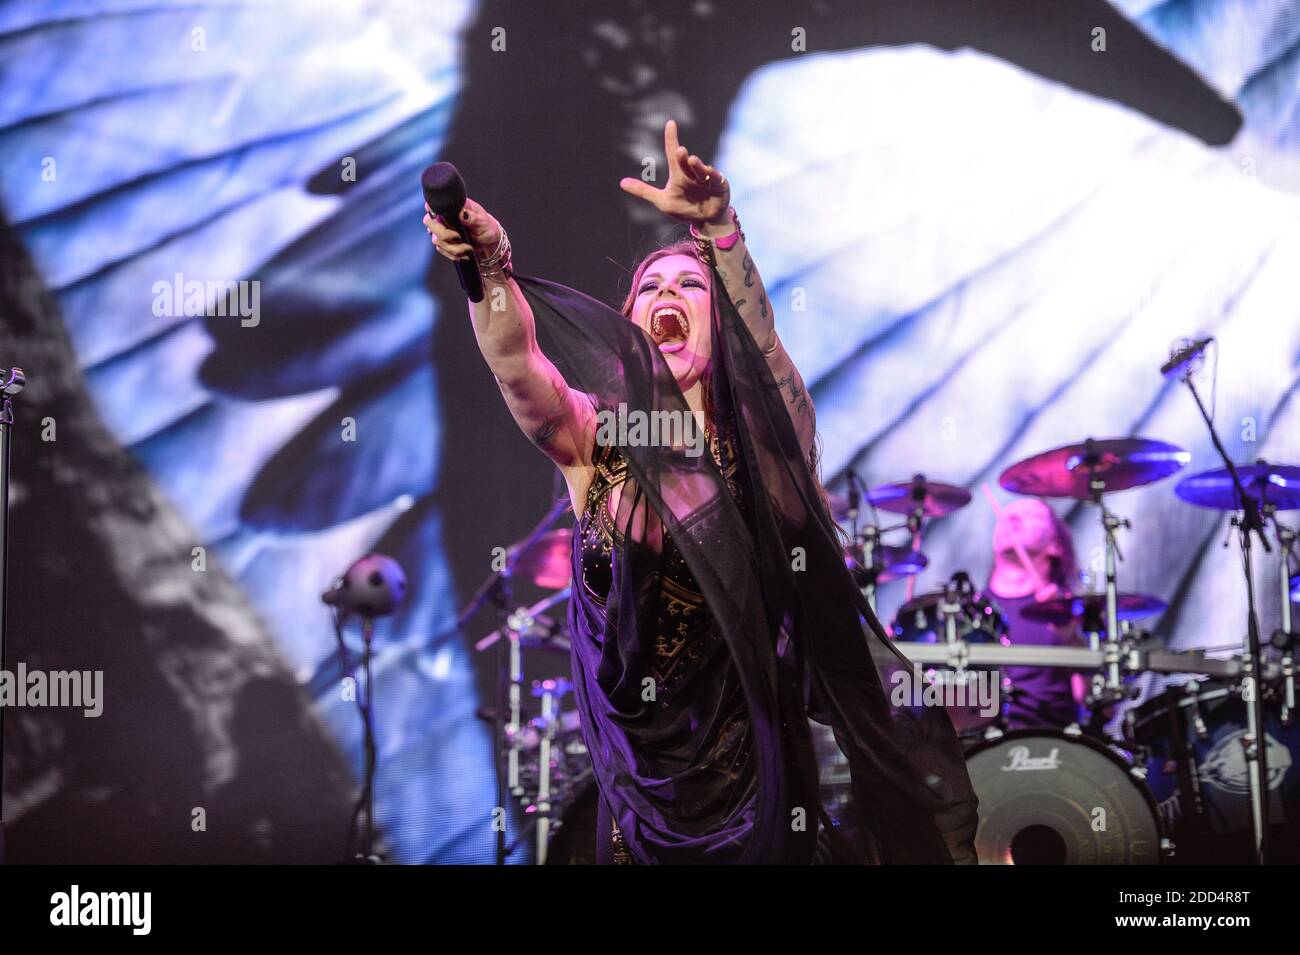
[420,162,466,218]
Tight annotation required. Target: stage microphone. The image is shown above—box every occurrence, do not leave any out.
[1161,336,1214,380]
[322,554,408,619]
[420,162,484,303]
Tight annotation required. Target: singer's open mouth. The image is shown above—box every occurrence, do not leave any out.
[651,303,690,353]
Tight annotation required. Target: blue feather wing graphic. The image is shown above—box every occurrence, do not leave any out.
[0,0,498,863]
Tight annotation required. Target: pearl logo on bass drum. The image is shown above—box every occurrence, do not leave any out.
[1001,745,1062,771]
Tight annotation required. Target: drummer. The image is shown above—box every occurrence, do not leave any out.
[987,499,1087,729]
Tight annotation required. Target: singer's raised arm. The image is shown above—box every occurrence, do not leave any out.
[701,216,816,458]
[618,120,816,460]
[424,201,594,487]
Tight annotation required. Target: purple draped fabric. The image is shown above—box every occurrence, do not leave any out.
[514,261,979,865]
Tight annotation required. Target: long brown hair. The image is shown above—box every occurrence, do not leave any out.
[618,239,850,546]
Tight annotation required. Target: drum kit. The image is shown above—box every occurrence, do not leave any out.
[455,505,592,865]
[823,439,1300,864]
[464,436,1300,865]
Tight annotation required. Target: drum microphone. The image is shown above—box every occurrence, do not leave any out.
[420,161,484,303]
[1160,336,1214,380]
[322,554,408,619]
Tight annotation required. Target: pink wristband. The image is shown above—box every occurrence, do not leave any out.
[689,207,743,266]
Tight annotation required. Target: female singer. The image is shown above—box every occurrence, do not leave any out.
[424,120,978,864]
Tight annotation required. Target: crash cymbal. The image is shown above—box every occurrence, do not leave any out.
[1020,592,1166,628]
[999,437,1190,499]
[866,475,972,518]
[507,528,572,589]
[845,545,929,585]
[1174,461,1300,512]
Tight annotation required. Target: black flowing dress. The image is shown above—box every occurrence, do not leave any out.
[512,232,979,865]
[576,431,821,863]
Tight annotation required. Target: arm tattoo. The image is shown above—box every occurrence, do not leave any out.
[741,252,755,288]
[532,415,561,449]
[531,377,570,450]
[775,371,811,418]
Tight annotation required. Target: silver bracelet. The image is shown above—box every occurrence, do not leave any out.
[475,226,513,279]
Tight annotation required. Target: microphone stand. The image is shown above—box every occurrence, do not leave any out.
[334,610,382,864]
[1182,376,1272,864]
[356,618,379,863]
[0,367,25,865]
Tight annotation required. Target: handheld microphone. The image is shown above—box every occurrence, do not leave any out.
[420,162,484,303]
[1161,336,1213,380]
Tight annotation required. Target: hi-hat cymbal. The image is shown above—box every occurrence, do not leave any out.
[1174,461,1300,512]
[999,437,1190,499]
[1020,592,1166,629]
[507,528,572,589]
[845,545,929,585]
[866,475,972,517]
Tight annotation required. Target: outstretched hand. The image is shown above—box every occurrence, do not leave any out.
[423,197,500,263]
[619,120,731,226]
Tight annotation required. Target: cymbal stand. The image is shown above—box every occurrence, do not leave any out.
[858,523,879,614]
[849,518,915,615]
[844,470,908,615]
[1086,464,1130,703]
[845,469,873,610]
[531,676,572,865]
[937,572,976,675]
[902,506,928,604]
[458,499,568,865]
[1272,515,1296,726]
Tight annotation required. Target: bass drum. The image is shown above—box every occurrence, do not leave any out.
[1128,678,1300,863]
[964,730,1163,864]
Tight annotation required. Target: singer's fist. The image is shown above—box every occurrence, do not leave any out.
[424,198,500,263]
